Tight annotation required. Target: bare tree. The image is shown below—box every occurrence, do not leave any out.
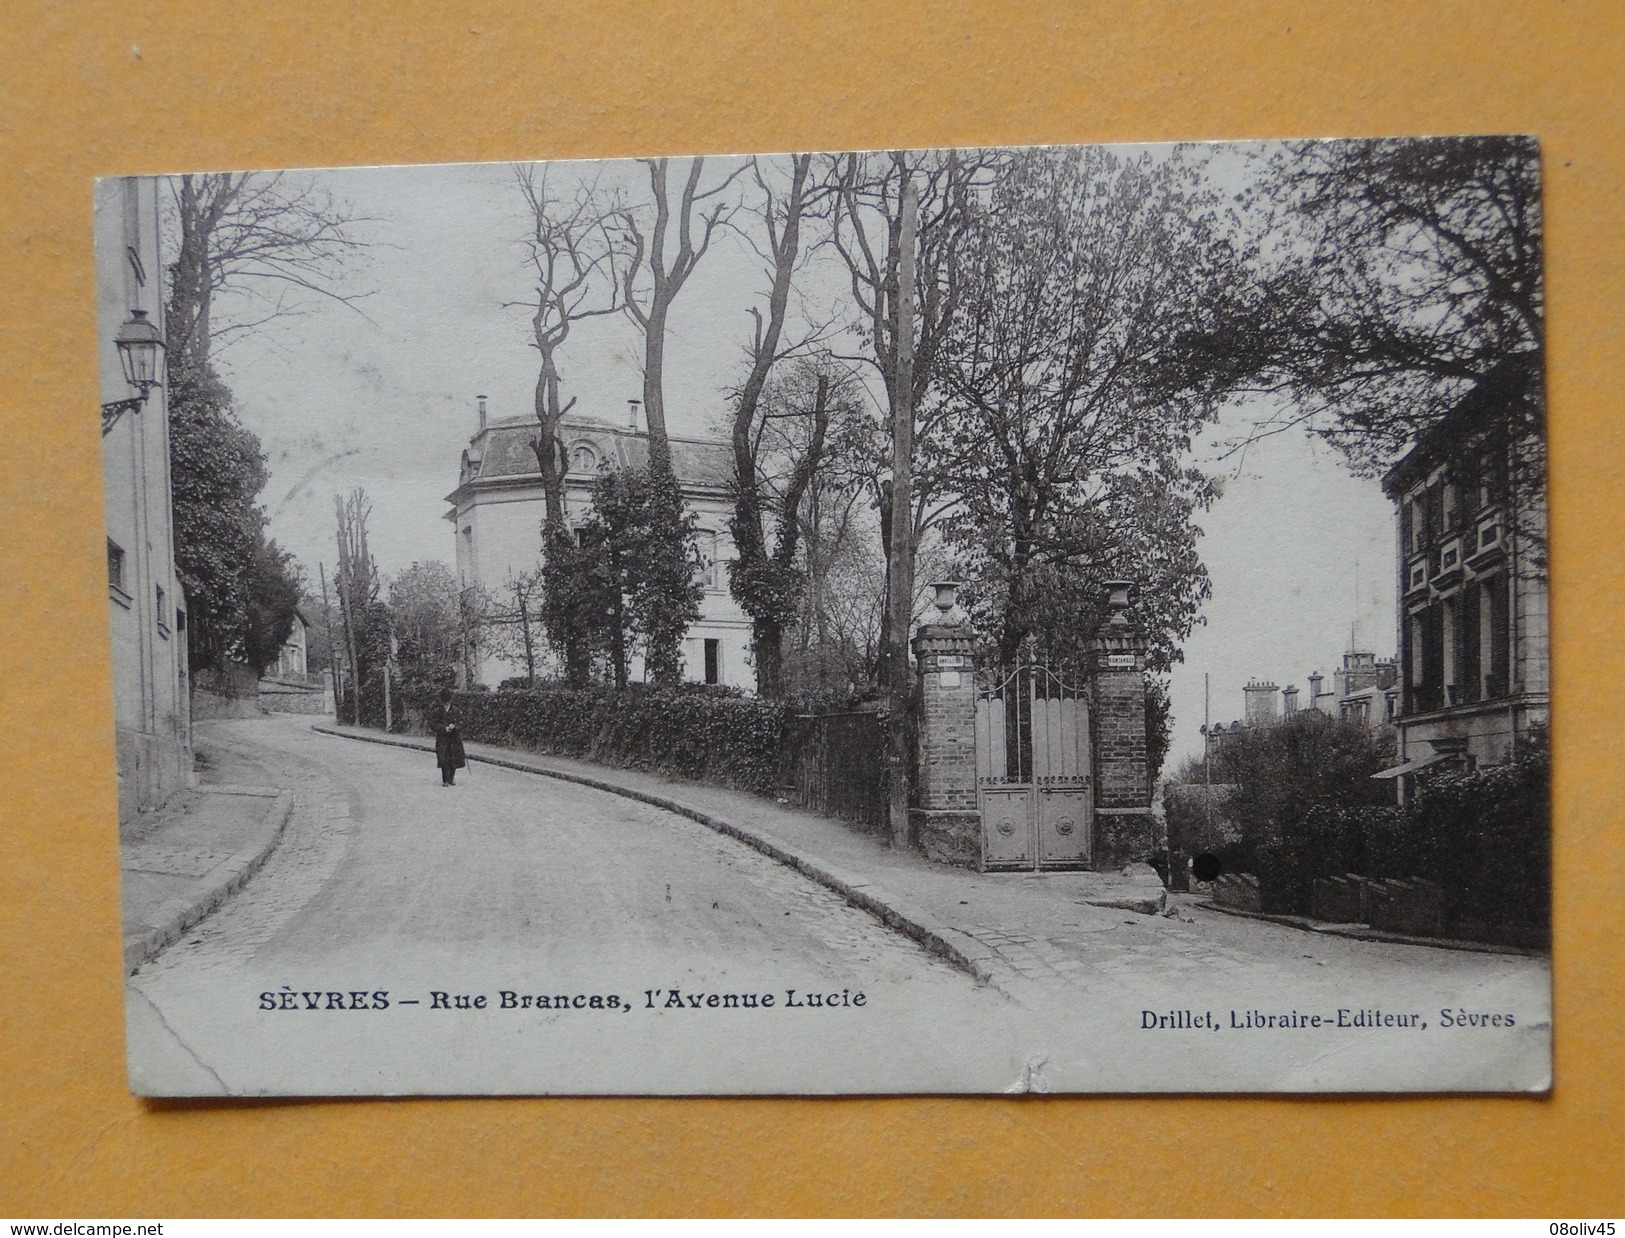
[165,172,371,366]
[616,156,748,476]
[333,488,387,723]
[782,367,887,695]
[825,149,1000,687]
[481,566,548,686]
[725,153,827,697]
[512,164,621,531]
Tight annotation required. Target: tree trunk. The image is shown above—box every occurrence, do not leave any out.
[754,619,784,699]
[886,176,919,850]
[642,301,673,477]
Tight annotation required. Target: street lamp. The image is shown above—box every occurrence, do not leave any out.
[101,309,165,436]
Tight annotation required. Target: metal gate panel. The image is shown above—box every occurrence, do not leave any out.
[1030,692,1050,781]
[973,696,992,784]
[1038,789,1091,864]
[980,787,1033,867]
[1053,696,1078,778]
[989,692,1008,781]
[975,660,1093,871]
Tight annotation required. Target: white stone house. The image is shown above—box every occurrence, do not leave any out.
[445,404,753,690]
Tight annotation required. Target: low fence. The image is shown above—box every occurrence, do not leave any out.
[779,708,889,833]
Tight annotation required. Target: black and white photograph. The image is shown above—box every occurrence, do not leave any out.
[99,138,1551,1096]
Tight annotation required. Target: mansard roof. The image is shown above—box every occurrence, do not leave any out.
[456,413,733,494]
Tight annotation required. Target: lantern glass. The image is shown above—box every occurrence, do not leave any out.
[115,309,164,392]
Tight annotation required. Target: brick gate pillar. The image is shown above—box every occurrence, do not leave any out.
[910,586,982,866]
[1089,581,1156,868]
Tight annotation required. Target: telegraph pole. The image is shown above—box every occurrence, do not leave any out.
[886,171,919,850]
[318,561,342,719]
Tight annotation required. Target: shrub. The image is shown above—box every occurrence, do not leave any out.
[1192,714,1395,898]
[401,683,790,795]
[1258,734,1550,937]
[1404,733,1550,935]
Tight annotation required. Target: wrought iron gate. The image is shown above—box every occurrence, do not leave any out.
[974,663,1093,869]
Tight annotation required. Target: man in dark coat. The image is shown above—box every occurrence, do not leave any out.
[427,687,467,786]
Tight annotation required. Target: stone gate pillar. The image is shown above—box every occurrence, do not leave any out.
[1089,581,1156,868]
[910,585,981,866]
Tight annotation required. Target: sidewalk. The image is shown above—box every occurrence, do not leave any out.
[311,722,1173,991]
[119,740,294,974]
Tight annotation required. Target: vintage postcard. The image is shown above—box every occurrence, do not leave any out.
[101,138,1550,1095]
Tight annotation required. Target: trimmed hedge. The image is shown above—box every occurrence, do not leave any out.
[402,683,789,795]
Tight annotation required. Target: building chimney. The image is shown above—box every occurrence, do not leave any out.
[1243,679,1279,727]
[477,394,488,431]
[1307,671,1324,710]
[627,398,641,432]
[1283,685,1299,715]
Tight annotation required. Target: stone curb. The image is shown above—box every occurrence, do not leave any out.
[123,788,295,975]
[1199,900,1545,958]
[310,724,997,986]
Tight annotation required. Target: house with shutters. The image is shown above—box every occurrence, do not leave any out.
[445,399,753,690]
[1375,368,1549,797]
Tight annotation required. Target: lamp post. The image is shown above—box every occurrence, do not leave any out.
[101,309,165,436]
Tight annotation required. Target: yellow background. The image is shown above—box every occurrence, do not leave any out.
[3,0,1621,1217]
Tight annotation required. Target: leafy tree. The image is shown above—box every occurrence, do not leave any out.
[1145,678,1174,789]
[163,171,366,683]
[299,586,338,676]
[630,471,705,687]
[728,358,834,697]
[781,367,889,697]
[166,357,301,677]
[1202,712,1396,869]
[166,359,263,671]
[543,468,703,688]
[1205,136,1543,472]
[387,560,462,685]
[928,147,1237,669]
[242,538,303,676]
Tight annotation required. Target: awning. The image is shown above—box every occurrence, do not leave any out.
[1371,750,1458,780]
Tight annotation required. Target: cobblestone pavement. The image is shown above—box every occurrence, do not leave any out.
[126,715,1551,1096]
[127,716,1016,1096]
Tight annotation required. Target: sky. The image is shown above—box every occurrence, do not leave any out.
[188,145,1395,771]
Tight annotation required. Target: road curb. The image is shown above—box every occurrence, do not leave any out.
[310,724,996,985]
[1198,900,1544,957]
[123,789,296,974]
